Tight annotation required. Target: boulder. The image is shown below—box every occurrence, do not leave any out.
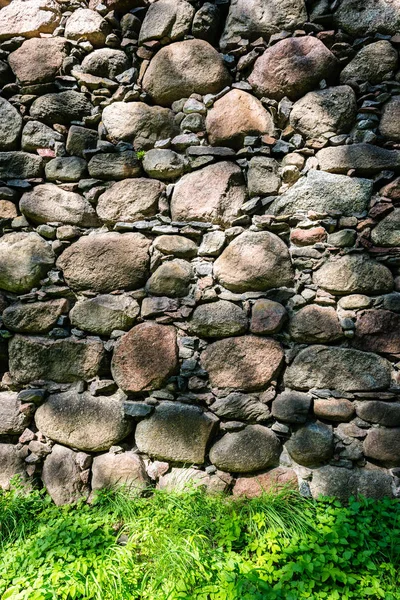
[316,143,400,175]
[353,310,400,355]
[102,101,178,149]
[247,157,281,197]
[45,157,87,183]
[211,392,271,422]
[220,0,307,47]
[313,398,355,422]
[30,91,92,126]
[0,391,32,435]
[146,259,193,297]
[371,208,400,247]
[111,322,178,393]
[271,391,312,424]
[9,335,105,384]
[0,232,54,294]
[284,345,392,392]
[250,299,287,334]
[56,232,151,292]
[269,170,372,216]
[158,467,232,493]
[201,335,284,391]
[334,0,400,36]
[142,39,231,106]
[0,97,22,150]
[64,9,110,47]
[289,305,343,343]
[139,0,195,44]
[88,151,141,179]
[340,41,398,85]
[0,0,61,40]
[35,391,132,452]
[96,178,164,225]
[8,37,67,84]
[91,451,148,492]
[142,149,186,180]
[0,152,43,179]
[21,120,64,152]
[290,86,357,138]
[42,445,89,505]
[0,444,26,490]
[205,89,274,149]
[363,428,400,465]
[70,294,140,335]
[209,425,281,473]
[314,255,393,296]
[171,161,246,227]
[248,36,337,101]
[81,48,130,79]
[380,96,400,142]
[189,301,247,338]
[3,299,67,333]
[233,467,298,498]
[153,235,197,258]
[214,231,294,293]
[356,401,400,427]
[20,184,99,227]
[135,402,217,463]
[285,421,333,467]
[310,465,393,500]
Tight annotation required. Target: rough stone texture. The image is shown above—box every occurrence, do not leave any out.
[0,232,54,294]
[270,170,372,216]
[250,299,287,334]
[135,402,217,464]
[142,149,186,180]
[0,151,43,179]
[8,37,67,84]
[247,157,281,197]
[102,102,178,149]
[20,184,99,227]
[211,392,271,422]
[289,305,343,343]
[221,0,307,47]
[142,39,231,106]
[334,0,400,36]
[313,398,355,422]
[0,444,26,490]
[21,120,63,152]
[81,48,130,79]
[356,401,400,427]
[290,86,357,138]
[0,391,32,435]
[88,152,141,179]
[316,143,400,175]
[271,391,312,424]
[45,157,87,183]
[57,232,151,292]
[371,209,400,247]
[310,466,394,501]
[35,391,132,452]
[209,425,281,473]
[205,89,274,149]
[96,178,165,225]
[158,467,232,494]
[233,468,298,498]
[380,96,400,142]
[0,97,22,150]
[30,91,91,126]
[314,255,394,296]
[146,259,193,297]
[70,294,140,336]
[248,36,337,101]
[201,336,284,391]
[363,429,400,465]
[189,300,247,338]
[0,0,61,40]
[111,322,178,393]
[64,9,110,47]
[214,231,294,292]
[353,310,400,356]
[9,335,105,384]
[285,346,392,392]
[286,421,333,467]
[42,445,89,505]
[139,0,195,44]
[3,299,67,333]
[171,161,246,227]
[340,41,398,85]
[91,451,148,492]
[153,235,197,258]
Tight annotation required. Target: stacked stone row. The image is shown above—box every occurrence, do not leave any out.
[0,0,399,504]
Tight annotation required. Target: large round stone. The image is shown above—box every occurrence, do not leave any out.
[111,322,178,393]
[81,48,130,79]
[248,36,337,101]
[0,232,55,294]
[334,0,400,36]
[145,259,193,297]
[56,232,151,293]
[64,9,109,47]
[289,305,343,343]
[205,89,274,149]
[285,421,333,467]
[8,37,67,84]
[189,300,248,338]
[96,178,165,225]
[371,208,400,247]
[209,425,281,473]
[0,97,22,150]
[30,91,92,126]
[340,41,398,85]
[70,294,140,336]
[356,401,400,427]
[35,391,132,452]
[0,0,61,40]
[20,183,100,227]
[213,231,294,293]
[42,445,89,506]
[380,96,400,142]
[314,255,393,296]
[201,335,284,391]
[363,428,400,465]
[171,161,246,228]
[310,465,393,501]
[92,451,148,492]
[284,345,392,392]
[353,309,400,355]
[142,39,231,106]
[135,402,217,464]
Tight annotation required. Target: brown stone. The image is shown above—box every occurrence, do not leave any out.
[111,322,178,393]
[42,445,89,506]
[363,428,400,465]
[380,96,400,142]
[3,299,67,333]
[353,310,400,355]
[356,401,400,427]
[0,0,61,40]
[96,178,165,225]
[146,259,193,297]
[91,451,148,492]
[289,305,343,344]
[314,255,393,296]
[201,335,284,391]
[233,467,298,498]
[290,227,326,246]
[250,299,287,335]
[8,37,67,84]
[313,398,355,422]
[0,200,17,219]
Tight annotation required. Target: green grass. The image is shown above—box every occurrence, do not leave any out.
[0,481,399,600]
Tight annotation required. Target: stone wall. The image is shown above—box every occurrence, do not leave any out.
[0,0,399,505]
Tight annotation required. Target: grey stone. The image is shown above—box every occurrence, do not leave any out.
[0,97,22,150]
[371,208,400,248]
[380,96,400,142]
[211,392,271,422]
[139,0,195,44]
[30,91,91,126]
[42,445,89,505]
[153,235,197,258]
[363,428,400,465]
[310,465,393,500]
[64,8,109,47]
[158,466,231,493]
[192,2,220,44]
[198,231,226,256]
[81,48,130,79]
[0,444,26,490]
[66,126,97,158]
[250,299,287,335]
[286,421,333,467]
[316,143,400,175]
[271,391,312,424]
[146,259,193,297]
[21,121,64,152]
[189,300,247,338]
[0,152,43,179]
[247,157,281,197]
[0,0,61,40]
[0,391,32,435]
[334,0,400,36]
[327,229,357,247]
[142,149,186,180]
[91,451,148,492]
[289,305,343,343]
[3,299,67,333]
[70,294,140,335]
[96,178,164,225]
[45,157,87,183]
[356,401,400,427]
[314,255,393,296]
[88,152,141,180]
[340,41,398,85]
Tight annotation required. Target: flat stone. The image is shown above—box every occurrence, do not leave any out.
[45,157,87,183]
[286,421,333,467]
[289,305,342,343]
[209,425,281,473]
[42,445,89,505]
[135,402,217,464]
[158,467,232,493]
[271,391,312,424]
[314,398,355,422]
[371,208,400,247]
[285,345,392,392]
[290,227,326,246]
[380,96,400,142]
[57,232,151,293]
[146,259,193,297]
[189,300,247,338]
[112,322,178,393]
[356,401,400,427]
[316,143,400,175]
[20,183,99,227]
[233,467,298,498]
[70,294,140,335]
[0,152,43,179]
[270,170,372,217]
[171,161,246,228]
[205,89,274,150]
[153,235,197,258]
[8,37,67,84]
[334,0,400,36]
[142,39,231,106]
[3,299,67,333]
[353,309,400,355]
[96,178,165,225]
[0,444,26,490]
[35,391,132,452]
[30,91,92,126]
[340,41,398,85]
[142,149,186,180]
[64,8,109,47]
[201,335,284,391]
[9,335,105,384]
[0,232,54,293]
[21,120,64,152]
[91,451,148,492]
[0,0,61,40]
[0,97,22,150]
[0,391,32,435]
[314,255,393,296]
[139,0,195,44]
[310,465,393,500]
[247,157,281,197]
[363,428,400,465]
[248,36,337,101]
[214,231,294,293]
[88,152,141,180]
[250,299,287,334]
[211,392,270,422]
